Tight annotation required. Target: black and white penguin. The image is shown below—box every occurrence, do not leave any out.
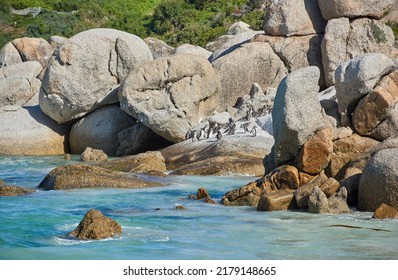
[198,127,206,141]
[227,123,236,135]
[250,126,257,137]
[185,130,192,140]
[192,130,197,142]
[216,130,223,141]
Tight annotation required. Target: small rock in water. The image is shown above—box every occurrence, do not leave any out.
[197,187,210,200]
[80,147,108,162]
[0,185,35,196]
[64,154,71,160]
[69,209,122,240]
[175,205,187,210]
[372,204,398,219]
[205,197,216,204]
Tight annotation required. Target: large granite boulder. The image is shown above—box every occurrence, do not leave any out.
[0,185,35,196]
[0,42,23,67]
[9,37,53,68]
[317,0,395,20]
[358,148,398,211]
[0,61,42,79]
[322,18,398,87]
[173,44,212,59]
[212,42,287,111]
[335,53,395,127]
[0,77,41,107]
[264,0,326,36]
[119,54,220,143]
[265,67,329,171]
[0,106,69,155]
[227,21,252,35]
[40,28,153,123]
[69,105,136,156]
[37,164,163,190]
[69,209,122,240]
[144,37,175,59]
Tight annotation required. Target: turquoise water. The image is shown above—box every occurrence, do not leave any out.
[1,156,398,260]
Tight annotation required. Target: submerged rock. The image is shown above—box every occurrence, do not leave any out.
[69,209,122,240]
[37,164,163,190]
[0,185,35,196]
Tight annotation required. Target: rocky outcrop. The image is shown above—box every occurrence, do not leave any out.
[308,186,351,214]
[264,0,326,36]
[0,77,41,107]
[212,42,287,111]
[80,147,108,162]
[69,209,122,240]
[37,164,163,190]
[317,0,395,20]
[0,106,69,155]
[265,67,330,172]
[358,148,398,211]
[0,185,35,196]
[144,37,175,59]
[119,54,220,143]
[335,53,395,127]
[40,28,153,123]
[257,189,297,211]
[222,181,264,206]
[69,105,136,156]
[97,151,166,174]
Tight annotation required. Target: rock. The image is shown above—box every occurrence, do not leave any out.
[173,44,212,59]
[212,42,287,112]
[97,151,166,174]
[0,179,3,185]
[352,71,398,137]
[320,177,340,197]
[358,148,398,211]
[370,108,398,140]
[372,203,398,219]
[0,61,42,79]
[308,186,329,214]
[144,37,175,59]
[40,28,153,123]
[116,122,171,157]
[221,181,263,206]
[269,165,300,190]
[69,209,122,240]
[11,37,53,68]
[267,66,329,171]
[119,54,220,143]
[321,18,350,87]
[197,188,210,199]
[0,106,69,155]
[297,128,333,175]
[80,147,108,162]
[317,0,395,20]
[0,77,41,107]
[0,185,35,196]
[333,126,353,140]
[175,205,187,210]
[335,53,395,127]
[327,187,351,214]
[209,31,261,62]
[340,167,362,206]
[37,164,163,190]
[347,18,398,60]
[69,105,136,156]
[257,189,296,211]
[264,0,326,36]
[252,34,325,87]
[326,134,379,180]
[206,35,234,53]
[48,35,67,50]
[161,133,274,176]
[205,197,216,204]
[227,21,252,35]
[294,173,328,208]
[0,42,23,67]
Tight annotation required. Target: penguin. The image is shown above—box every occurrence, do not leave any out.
[246,107,253,121]
[241,122,250,133]
[198,127,206,141]
[216,130,223,141]
[207,127,213,139]
[185,130,191,140]
[192,130,197,142]
[227,123,236,135]
[250,126,257,137]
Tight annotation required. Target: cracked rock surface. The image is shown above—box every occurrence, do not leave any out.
[40,28,153,123]
[119,54,220,143]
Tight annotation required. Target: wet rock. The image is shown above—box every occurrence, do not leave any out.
[119,54,219,143]
[297,128,333,175]
[0,185,35,196]
[221,181,264,206]
[294,173,328,208]
[69,209,122,240]
[205,197,216,204]
[358,148,398,211]
[40,28,152,123]
[0,106,70,156]
[372,204,398,219]
[175,205,187,210]
[257,189,297,212]
[80,147,108,162]
[37,164,163,190]
[97,151,166,174]
[327,187,351,214]
[308,186,329,214]
[197,188,210,200]
[69,105,136,156]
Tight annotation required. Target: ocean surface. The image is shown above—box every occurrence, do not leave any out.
[0,155,397,260]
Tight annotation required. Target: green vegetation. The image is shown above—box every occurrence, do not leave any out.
[0,0,265,48]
